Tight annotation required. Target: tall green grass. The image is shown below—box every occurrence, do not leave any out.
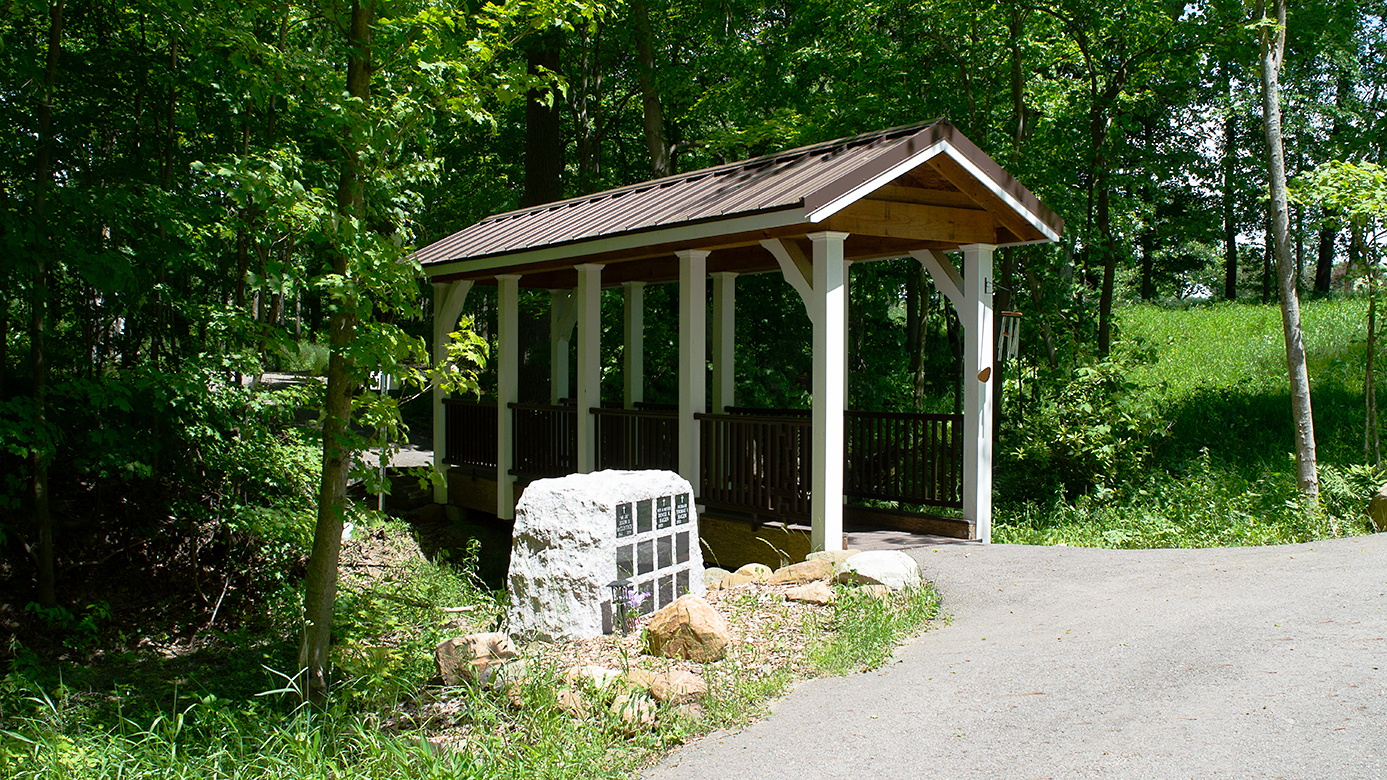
[996,298,1382,547]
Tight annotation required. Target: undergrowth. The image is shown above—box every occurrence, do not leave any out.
[995,298,1383,546]
[1,522,939,779]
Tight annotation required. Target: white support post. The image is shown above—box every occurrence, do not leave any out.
[809,232,849,552]
[711,272,737,413]
[576,264,603,473]
[549,289,577,404]
[623,281,645,409]
[961,243,996,543]
[432,280,473,504]
[496,275,521,519]
[677,250,709,491]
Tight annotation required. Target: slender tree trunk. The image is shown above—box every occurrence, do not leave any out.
[1262,209,1273,304]
[522,28,565,208]
[1023,264,1058,368]
[1315,216,1336,295]
[1364,225,1379,466]
[1096,174,1117,356]
[31,0,64,610]
[1258,0,1318,503]
[1223,75,1238,301]
[300,0,373,705]
[630,0,670,177]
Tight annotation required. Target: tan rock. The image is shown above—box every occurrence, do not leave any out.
[718,571,757,589]
[860,584,893,600]
[768,558,834,585]
[645,595,732,662]
[563,664,622,691]
[626,667,657,691]
[806,549,861,565]
[648,670,707,704]
[1369,485,1387,532]
[557,687,587,718]
[784,580,835,605]
[610,691,657,729]
[434,633,520,687]
[734,562,773,581]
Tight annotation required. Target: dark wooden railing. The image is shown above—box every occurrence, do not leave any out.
[510,403,577,480]
[593,408,679,472]
[697,413,813,522]
[444,401,962,517]
[845,411,962,508]
[442,400,497,471]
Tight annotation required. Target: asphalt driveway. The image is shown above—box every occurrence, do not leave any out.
[645,535,1387,779]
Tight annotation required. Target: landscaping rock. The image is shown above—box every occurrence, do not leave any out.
[563,664,622,691]
[861,584,893,600]
[768,558,834,585]
[1369,485,1387,532]
[435,633,520,687]
[734,562,773,581]
[704,567,731,589]
[557,687,587,718]
[717,571,758,589]
[506,470,704,641]
[807,549,861,565]
[645,595,731,661]
[649,670,707,704]
[610,691,657,729]
[784,580,835,605]
[626,667,657,691]
[835,550,921,591]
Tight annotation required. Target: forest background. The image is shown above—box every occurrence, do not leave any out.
[2,0,1387,763]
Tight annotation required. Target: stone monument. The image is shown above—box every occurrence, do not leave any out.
[506,470,705,641]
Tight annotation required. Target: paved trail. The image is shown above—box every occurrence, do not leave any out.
[646,535,1387,780]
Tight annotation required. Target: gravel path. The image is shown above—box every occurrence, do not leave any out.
[646,535,1387,780]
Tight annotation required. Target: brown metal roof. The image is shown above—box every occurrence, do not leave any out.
[418,118,1063,282]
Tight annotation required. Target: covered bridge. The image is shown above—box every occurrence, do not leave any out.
[417,118,1063,553]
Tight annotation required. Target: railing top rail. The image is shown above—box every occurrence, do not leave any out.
[695,412,813,425]
[442,398,497,407]
[722,406,811,417]
[846,410,962,422]
[508,402,577,412]
[590,407,679,419]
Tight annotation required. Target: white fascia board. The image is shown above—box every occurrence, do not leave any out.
[941,144,1060,242]
[804,141,948,224]
[422,208,807,279]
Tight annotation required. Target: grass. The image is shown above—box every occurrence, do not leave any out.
[1,522,941,779]
[995,297,1382,547]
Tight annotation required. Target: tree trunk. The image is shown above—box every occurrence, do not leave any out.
[630,0,670,177]
[1364,222,1379,466]
[522,28,565,208]
[1223,70,1238,301]
[1258,0,1318,503]
[1023,264,1058,368]
[30,0,63,610]
[1096,175,1117,356]
[300,0,372,705]
[1262,209,1273,304]
[1314,215,1336,295]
